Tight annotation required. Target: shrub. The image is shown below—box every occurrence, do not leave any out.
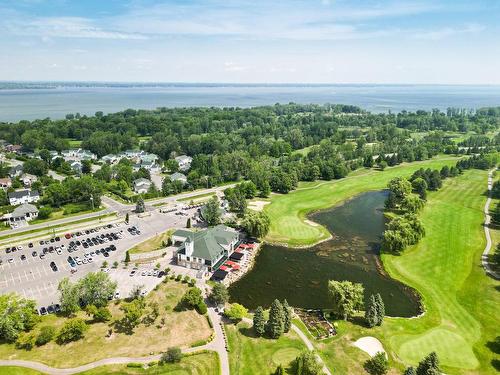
[364,352,388,375]
[160,347,183,364]
[16,332,36,350]
[126,363,143,368]
[196,301,208,315]
[57,318,88,344]
[35,326,56,346]
[37,206,53,220]
[175,274,182,281]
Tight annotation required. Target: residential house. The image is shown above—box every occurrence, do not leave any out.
[6,203,39,225]
[8,189,40,205]
[101,154,119,164]
[61,149,97,161]
[20,173,37,187]
[9,164,23,178]
[69,160,82,174]
[0,177,12,191]
[175,155,193,172]
[170,172,187,185]
[133,178,152,194]
[173,225,240,271]
[5,144,22,153]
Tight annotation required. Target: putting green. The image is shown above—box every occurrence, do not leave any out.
[272,347,301,366]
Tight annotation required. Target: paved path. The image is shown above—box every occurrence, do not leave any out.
[481,169,500,279]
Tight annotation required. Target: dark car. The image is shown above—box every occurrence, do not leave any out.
[103,252,109,258]
[32,251,37,257]
[158,271,165,278]
[5,248,11,254]
[50,261,58,272]
[39,240,44,245]
[54,304,61,313]
[28,242,33,248]
[20,254,26,261]
[39,307,47,315]
[47,305,55,314]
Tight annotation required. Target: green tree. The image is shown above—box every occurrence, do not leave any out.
[125,251,130,263]
[160,347,183,364]
[411,178,428,200]
[136,197,145,213]
[404,367,416,375]
[77,272,117,308]
[203,196,221,226]
[209,283,229,306]
[386,177,412,209]
[365,294,378,328]
[274,364,285,375]
[400,194,424,213]
[260,180,271,198]
[416,352,440,375]
[327,280,364,320]
[292,350,323,375]
[120,299,145,332]
[378,160,388,171]
[364,352,388,375]
[282,299,292,333]
[125,212,129,224]
[16,332,36,350]
[57,318,88,343]
[241,211,271,238]
[253,306,266,336]
[35,326,56,346]
[37,206,53,220]
[374,294,385,326]
[81,159,92,174]
[186,217,191,228]
[23,158,48,176]
[181,287,203,308]
[225,303,248,321]
[266,299,284,338]
[58,278,80,315]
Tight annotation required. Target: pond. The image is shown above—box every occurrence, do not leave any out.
[229,190,421,317]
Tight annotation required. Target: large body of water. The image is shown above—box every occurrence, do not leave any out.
[1,83,500,122]
[229,190,421,317]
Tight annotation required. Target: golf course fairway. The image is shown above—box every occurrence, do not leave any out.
[264,161,499,373]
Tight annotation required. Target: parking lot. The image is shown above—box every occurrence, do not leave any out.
[0,208,196,309]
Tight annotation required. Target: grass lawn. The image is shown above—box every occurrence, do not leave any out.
[226,321,307,374]
[0,352,219,375]
[307,170,499,374]
[178,192,216,203]
[0,281,212,368]
[129,229,173,254]
[264,155,461,247]
[78,351,220,375]
[66,138,83,148]
[30,204,104,225]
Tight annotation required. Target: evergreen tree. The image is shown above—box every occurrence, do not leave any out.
[282,299,292,333]
[125,251,130,263]
[416,352,440,375]
[125,212,129,224]
[374,293,385,326]
[365,294,378,328]
[186,218,191,228]
[135,197,145,213]
[253,306,265,336]
[266,299,284,338]
[274,364,285,375]
[404,367,416,375]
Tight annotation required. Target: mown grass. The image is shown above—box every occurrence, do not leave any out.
[0,367,43,375]
[226,321,306,375]
[0,281,212,368]
[129,229,173,254]
[78,351,220,375]
[264,155,461,246]
[308,170,499,374]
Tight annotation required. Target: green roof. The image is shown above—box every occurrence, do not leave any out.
[174,225,238,262]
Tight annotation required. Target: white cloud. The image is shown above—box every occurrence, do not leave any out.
[6,16,148,40]
[414,23,484,40]
[224,61,248,72]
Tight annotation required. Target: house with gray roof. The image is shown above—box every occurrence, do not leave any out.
[133,178,152,194]
[173,225,240,271]
[175,155,192,172]
[8,189,40,206]
[7,203,39,224]
[169,172,187,185]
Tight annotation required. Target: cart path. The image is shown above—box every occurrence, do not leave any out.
[481,169,500,280]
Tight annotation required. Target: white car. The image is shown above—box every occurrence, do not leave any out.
[82,259,88,264]
[76,260,82,265]
[114,291,120,299]
[56,249,62,255]
[17,246,23,250]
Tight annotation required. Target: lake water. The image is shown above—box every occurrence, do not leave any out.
[228,190,421,317]
[1,84,500,122]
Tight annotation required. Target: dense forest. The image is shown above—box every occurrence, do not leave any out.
[0,104,499,210]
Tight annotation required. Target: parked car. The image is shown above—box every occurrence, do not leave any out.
[49,261,58,272]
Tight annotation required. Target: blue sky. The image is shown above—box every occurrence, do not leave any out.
[0,0,499,83]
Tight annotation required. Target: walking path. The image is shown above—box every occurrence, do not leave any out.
[481,169,500,280]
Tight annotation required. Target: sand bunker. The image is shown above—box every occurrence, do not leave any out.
[248,200,270,211]
[353,336,386,358]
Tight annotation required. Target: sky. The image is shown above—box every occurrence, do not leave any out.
[0,0,499,84]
